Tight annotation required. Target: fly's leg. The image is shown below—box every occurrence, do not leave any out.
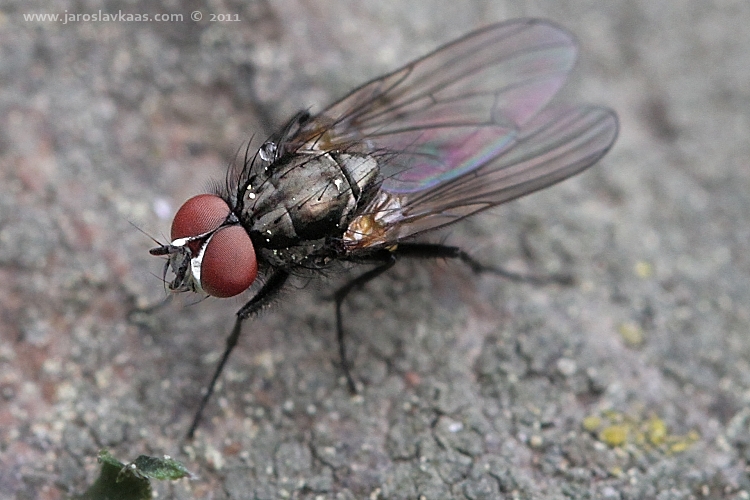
[393,242,574,285]
[334,251,396,393]
[334,243,570,393]
[187,269,290,439]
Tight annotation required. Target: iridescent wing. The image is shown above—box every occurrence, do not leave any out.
[374,105,618,242]
[294,18,581,192]
[277,19,618,246]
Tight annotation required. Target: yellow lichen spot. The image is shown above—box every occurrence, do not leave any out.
[608,466,624,478]
[646,416,668,445]
[634,260,653,278]
[669,441,689,453]
[583,409,698,454]
[668,430,700,454]
[602,409,623,421]
[582,415,602,432]
[618,322,645,347]
[599,425,628,447]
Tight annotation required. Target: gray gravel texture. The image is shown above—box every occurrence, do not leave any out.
[1,0,749,499]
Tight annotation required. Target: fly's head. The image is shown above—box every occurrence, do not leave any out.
[150,194,258,298]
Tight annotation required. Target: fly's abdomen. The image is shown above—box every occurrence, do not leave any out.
[243,152,379,249]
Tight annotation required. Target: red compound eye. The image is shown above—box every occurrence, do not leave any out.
[200,226,258,298]
[171,194,231,241]
[170,194,257,297]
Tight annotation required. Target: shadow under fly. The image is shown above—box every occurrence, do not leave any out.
[148,18,618,438]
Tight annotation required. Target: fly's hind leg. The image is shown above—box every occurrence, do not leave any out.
[334,243,570,393]
[392,242,574,285]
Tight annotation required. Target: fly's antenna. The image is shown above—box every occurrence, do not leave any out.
[128,219,166,247]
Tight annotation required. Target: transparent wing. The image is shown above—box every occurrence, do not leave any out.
[374,106,619,242]
[272,19,618,248]
[288,19,579,192]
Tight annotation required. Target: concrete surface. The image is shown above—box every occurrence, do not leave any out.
[1,0,749,498]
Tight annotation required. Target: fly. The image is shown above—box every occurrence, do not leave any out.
[149,18,619,438]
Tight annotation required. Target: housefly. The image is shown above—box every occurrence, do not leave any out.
[150,18,618,437]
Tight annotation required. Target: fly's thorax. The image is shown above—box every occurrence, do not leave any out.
[241,152,379,249]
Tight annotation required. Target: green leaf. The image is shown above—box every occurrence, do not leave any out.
[128,454,193,481]
[75,449,193,500]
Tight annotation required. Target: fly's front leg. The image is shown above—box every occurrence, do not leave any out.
[187,269,290,439]
[393,243,573,285]
[125,291,175,329]
[335,251,396,393]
